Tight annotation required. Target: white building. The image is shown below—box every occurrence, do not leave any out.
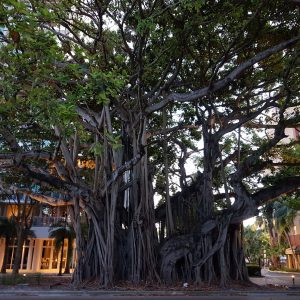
[0,196,76,274]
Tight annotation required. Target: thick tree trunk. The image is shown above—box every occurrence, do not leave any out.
[70,200,85,286]
[160,222,249,285]
[110,118,159,285]
[268,224,280,268]
[193,132,218,284]
[70,181,119,288]
[159,128,249,286]
[163,108,174,237]
[127,152,159,283]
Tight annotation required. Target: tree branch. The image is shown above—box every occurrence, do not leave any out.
[145,36,300,114]
[253,176,300,206]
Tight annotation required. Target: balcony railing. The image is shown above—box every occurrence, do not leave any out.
[32,216,67,227]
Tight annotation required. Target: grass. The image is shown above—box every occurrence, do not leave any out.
[0,273,42,285]
[269,266,300,273]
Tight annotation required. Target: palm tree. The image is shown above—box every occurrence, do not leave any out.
[273,201,299,269]
[262,202,282,268]
[7,193,37,275]
[49,221,75,275]
[0,217,16,273]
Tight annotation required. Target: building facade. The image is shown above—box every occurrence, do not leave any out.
[0,198,76,274]
[284,125,300,269]
[285,211,300,269]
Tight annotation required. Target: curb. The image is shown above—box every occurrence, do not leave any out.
[0,289,300,297]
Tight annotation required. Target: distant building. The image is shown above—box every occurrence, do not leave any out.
[284,123,300,269]
[285,212,300,269]
[265,110,300,269]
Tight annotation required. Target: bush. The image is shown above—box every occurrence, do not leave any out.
[282,267,300,273]
[0,273,43,285]
[0,274,27,285]
[247,264,261,277]
[28,273,42,285]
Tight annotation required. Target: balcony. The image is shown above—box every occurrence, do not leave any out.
[32,216,67,227]
[289,234,300,247]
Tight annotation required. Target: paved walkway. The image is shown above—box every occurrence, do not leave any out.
[250,268,300,287]
[0,289,300,299]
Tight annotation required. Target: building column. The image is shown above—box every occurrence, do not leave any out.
[26,239,34,271]
[31,239,42,272]
[0,238,5,270]
[288,254,294,269]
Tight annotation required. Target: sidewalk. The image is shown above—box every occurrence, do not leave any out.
[250,268,300,288]
[0,289,300,299]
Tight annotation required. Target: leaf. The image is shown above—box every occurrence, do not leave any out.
[89,142,103,156]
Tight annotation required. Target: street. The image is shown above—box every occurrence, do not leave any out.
[1,294,300,300]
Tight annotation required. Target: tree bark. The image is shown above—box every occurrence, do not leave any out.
[12,230,24,274]
[64,238,73,274]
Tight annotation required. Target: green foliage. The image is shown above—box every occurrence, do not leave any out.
[89,142,104,156]
[182,0,205,12]
[285,194,300,210]
[0,0,298,201]
[0,0,300,285]
[86,70,126,105]
[0,274,27,285]
[0,273,42,285]
[136,16,156,35]
[243,225,269,264]
[49,221,75,251]
[246,264,261,277]
[105,130,123,151]
[273,200,297,232]
[0,217,17,239]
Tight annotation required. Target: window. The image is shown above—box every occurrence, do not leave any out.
[41,240,52,269]
[41,239,64,270]
[6,239,31,270]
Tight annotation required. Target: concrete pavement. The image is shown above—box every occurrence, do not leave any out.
[0,290,300,299]
[250,268,300,287]
[2,296,300,300]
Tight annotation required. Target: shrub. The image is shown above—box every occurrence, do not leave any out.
[247,264,261,277]
[282,267,300,273]
[28,273,42,285]
[0,274,26,285]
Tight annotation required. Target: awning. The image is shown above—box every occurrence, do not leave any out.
[285,247,300,255]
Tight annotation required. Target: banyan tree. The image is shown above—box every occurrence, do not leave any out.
[0,0,300,288]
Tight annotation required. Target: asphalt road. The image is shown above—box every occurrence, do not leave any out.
[1,295,300,300]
